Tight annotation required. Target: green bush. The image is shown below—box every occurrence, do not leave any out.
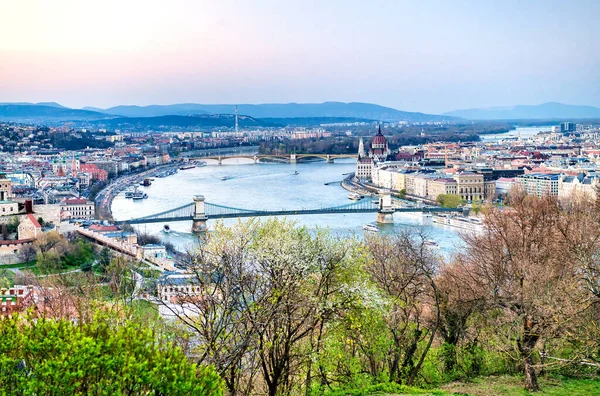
[0,312,223,395]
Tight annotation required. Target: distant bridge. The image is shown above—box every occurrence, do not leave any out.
[186,153,357,165]
[116,193,462,232]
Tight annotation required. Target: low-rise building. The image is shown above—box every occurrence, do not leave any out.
[60,198,95,220]
[427,178,458,201]
[17,214,41,240]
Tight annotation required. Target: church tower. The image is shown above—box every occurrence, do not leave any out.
[358,137,365,158]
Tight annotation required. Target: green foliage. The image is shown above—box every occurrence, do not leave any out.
[0,312,223,395]
[5,216,20,235]
[436,194,465,208]
[322,382,442,395]
[62,239,94,267]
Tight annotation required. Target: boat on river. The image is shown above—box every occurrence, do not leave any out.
[132,190,148,200]
[348,192,363,200]
[163,225,171,234]
[432,214,483,232]
[363,224,380,233]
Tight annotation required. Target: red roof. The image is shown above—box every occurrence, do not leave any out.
[27,214,41,229]
[63,198,89,205]
[89,224,119,232]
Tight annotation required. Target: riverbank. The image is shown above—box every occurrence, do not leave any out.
[94,163,183,220]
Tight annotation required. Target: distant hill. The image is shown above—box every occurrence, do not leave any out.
[89,102,457,122]
[444,102,600,120]
[0,104,112,121]
[83,104,209,117]
[93,114,276,129]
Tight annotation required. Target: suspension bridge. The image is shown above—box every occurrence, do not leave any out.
[115,193,463,232]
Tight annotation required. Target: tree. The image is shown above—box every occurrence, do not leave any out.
[456,190,583,391]
[0,312,223,395]
[37,216,45,228]
[436,194,465,208]
[18,244,37,263]
[363,229,441,385]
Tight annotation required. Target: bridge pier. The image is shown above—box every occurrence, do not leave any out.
[326,155,334,163]
[290,154,297,164]
[217,156,222,165]
[377,190,394,224]
[253,155,258,164]
[192,195,208,233]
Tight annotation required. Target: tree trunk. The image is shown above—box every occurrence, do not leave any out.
[519,320,540,392]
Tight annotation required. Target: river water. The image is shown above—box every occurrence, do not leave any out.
[111,158,465,255]
[480,126,554,142]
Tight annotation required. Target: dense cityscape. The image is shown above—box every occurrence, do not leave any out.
[2,0,600,395]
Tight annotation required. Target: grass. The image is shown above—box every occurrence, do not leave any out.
[0,260,36,269]
[440,375,600,396]
[22,264,79,276]
[323,376,600,396]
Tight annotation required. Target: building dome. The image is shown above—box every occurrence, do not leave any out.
[371,125,387,147]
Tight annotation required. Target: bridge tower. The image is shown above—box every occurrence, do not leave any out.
[290,154,297,164]
[377,190,394,223]
[192,195,208,233]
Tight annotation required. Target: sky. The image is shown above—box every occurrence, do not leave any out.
[0,0,599,114]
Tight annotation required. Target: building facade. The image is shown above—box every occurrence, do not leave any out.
[60,198,95,220]
[517,173,560,197]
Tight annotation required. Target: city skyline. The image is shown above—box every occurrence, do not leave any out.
[1,0,599,113]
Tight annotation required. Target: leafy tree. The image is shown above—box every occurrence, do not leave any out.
[436,194,465,208]
[0,312,223,395]
[62,239,94,267]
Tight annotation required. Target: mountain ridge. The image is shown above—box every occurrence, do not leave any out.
[84,101,458,122]
[444,102,600,120]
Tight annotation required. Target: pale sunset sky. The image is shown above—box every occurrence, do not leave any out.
[0,0,598,113]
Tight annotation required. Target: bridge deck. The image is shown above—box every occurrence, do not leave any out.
[118,205,458,225]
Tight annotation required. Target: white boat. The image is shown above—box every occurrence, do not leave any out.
[424,239,439,248]
[433,215,483,232]
[294,171,299,175]
[348,192,363,200]
[163,225,171,233]
[124,190,134,199]
[363,224,380,233]
[132,191,148,200]
[220,176,228,181]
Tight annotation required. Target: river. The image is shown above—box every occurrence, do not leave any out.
[480,125,555,142]
[111,158,466,256]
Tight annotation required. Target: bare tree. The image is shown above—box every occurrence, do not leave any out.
[457,190,582,391]
[364,228,441,385]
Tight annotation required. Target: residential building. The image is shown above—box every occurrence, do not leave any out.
[427,178,458,201]
[517,173,561,197]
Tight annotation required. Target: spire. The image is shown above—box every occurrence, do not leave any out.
[358,137,365,158]
[378,123,382,135]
